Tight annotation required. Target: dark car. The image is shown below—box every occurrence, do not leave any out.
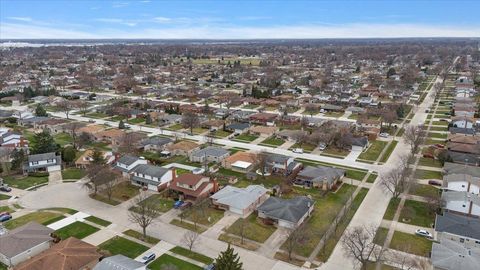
[0,214,12,222]
[428,180,442,186]
[0,185,11,192]
[0,212,10,218]
[204,264,215,270]
[180,201,192,210]
[173,200,184,209]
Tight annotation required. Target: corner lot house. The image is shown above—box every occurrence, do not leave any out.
[14,237,102,270]
[295,166,345,190]
[131,164,173,191]
[257,196,315,229]
[0,222,53,267]
[169,173,217,201]
[190,146,230,163]
[114,155,148,176]
[23,152,61,173]
[211,185,269,217]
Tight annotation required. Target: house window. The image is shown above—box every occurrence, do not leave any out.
[460,238,465,243]
[463,205,466,207]
[462,185,465,188]
[475,241,480,244]
[32,161,38,165]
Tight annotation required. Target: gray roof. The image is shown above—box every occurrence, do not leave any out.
[431,238,480,270]
[141,137,172,147]
[444,162,480,178]
[351,136,369,147]
[117,155,141,166]
[93,254,146,270]
[447,151,480,165]
[191,146,229,158]
[0,222,53,258]
[257,196,314,223]
[442,191,480,206]
[435,212,480,240]
[267,153,290,164]
[297,166,345,184]
[132,164,169,178]
[28,152,58,163]
[226,122,250,130]
[211,185,268,210]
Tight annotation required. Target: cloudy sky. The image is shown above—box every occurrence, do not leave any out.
[1,0,479,39]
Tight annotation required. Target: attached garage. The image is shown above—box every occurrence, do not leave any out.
[47,165,61,172]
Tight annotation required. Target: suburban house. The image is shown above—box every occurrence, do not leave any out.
[94,128,126,144]
[249,112,278,126]
[131,164,173,191]
[222,152,257,173]
[431,238,480,270]
[14,237,102,270]
[93,254,148,270]
[442,191,480,217]
[169,172,218,201]
[249,125,278,137]
[351,136,370,151]
[295,166,346,190]
[139,137,173,151]
[451,116,475,129]
[443,173,480,195]
[190,146,230,163]
[435,212,480,249]
[114,155,148,176]
[0,222,53,267]
[226,122,251,135]
[75,150,115,168]
[210,185,269,217]
[257,196,315,229]
[0,131,28,148]
[265,153,302,175]
[23,152,62,173]
[167,141,200,157]
[444,162,480,178]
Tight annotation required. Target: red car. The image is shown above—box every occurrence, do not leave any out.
[428,180,442,186]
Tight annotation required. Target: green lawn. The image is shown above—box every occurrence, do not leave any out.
[184,206,224,227]
[427,132,447,139]
[131,194,175,213]
[232,133,258,142]
[170,219,207,233]
[366,174,378,183]
[346,170,368,181]
[373,227,389,246]
[358,140,387,161]
[105,181,140,202]
[431,121,448,126]
[86,112,109,119]
[321,147,349,157]
[399,200,435,227]
[259,136,285,146]
[418,157,443,168]
[54,132,74,146]
[170,246,213,265]
[85,216,112,227]
[3,175,49,189]
[4,211,64,230]
[167,123,184,131]
[192,127,209,135]
[149,254,202,270]
[390,231,432,256]
[61,168,86,179]
[127,118,145,124]
[99,236,149,259]
[55,221,99,240]
[225,214,277,243]
[42,207,78,214]
[379,140,398,163]
[123,229,160,245]
[212,129,232,138]
[0,194,10,201]
[281,184,356,257]
[383,198,400,220]
[414,169,442,180]
[410,184,440,198]
[289,142,317,153]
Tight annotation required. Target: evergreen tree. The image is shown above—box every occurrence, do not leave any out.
[35,104,48,117]
[10,148,26,171]
[62,146,76,164]
[214,244,243,270]
[90,149,105,165]
[119,120,126,129]
[145,114,153,125]
[31,130,59,154]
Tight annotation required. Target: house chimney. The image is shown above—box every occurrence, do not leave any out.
[171,167,176,181]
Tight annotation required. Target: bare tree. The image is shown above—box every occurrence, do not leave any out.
[304,103,318,117]
[128,192,160,238]
[341,225,386,270]
[256,151,269,178]
[181,111,200,135]
[57,99,72,119]
[103,173,120,201]
[84,164,111,196]
[182,230,200,251]
[403,125,426,154]
[379,167,410,199]
[76,100,90,116]
[285,224,309,260]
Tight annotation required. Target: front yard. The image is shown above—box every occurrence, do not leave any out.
[130,194,175,213]
[149,254,202,270]
[99,236,149,259]
[232,133,258,142]
[357,140,387,161]
[91,181,140,205]
[414,169,442,180]
[3,174,49,189]
[390,231,433,257]
[4,211,64,230]
[258,136,285,146]
[225,213,276,243]
[61,168,86,179]
[55,221,99,239]
[399,200,436,227]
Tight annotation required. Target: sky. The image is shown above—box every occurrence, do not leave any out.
[1,0,479,39]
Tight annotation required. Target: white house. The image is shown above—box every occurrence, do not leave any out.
[131,164,173,191]
[443,174,480,195]
[210,185,269,217]
[442,191,480,217]
[23,152,61,173]
[114,155,148,177]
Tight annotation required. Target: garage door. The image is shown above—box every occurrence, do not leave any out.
[47,165,61,172]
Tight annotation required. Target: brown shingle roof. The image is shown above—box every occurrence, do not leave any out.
[14,237,101,270]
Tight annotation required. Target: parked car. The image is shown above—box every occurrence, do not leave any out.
[138,252,156,264]
[192,168,205,175]
[88,119,95,123]
[379,133,389,138]
[292,148,303,154]
[204,264,215,270]
[318,143,326,151]
[428,180,442,186]
[0,185,11,192]
[434,144,445,148]
[415,229,433,239]
[180,201,192,210]
[173,200,184,209]
[0,214,12,222]
[0,212,10,218]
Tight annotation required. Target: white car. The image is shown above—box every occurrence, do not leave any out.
[138,252,156,264]
[318,143,326,151]
[292,148,303,154]
[379,133,389,138]
[415,229,433,239]
[192,168,206,175]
